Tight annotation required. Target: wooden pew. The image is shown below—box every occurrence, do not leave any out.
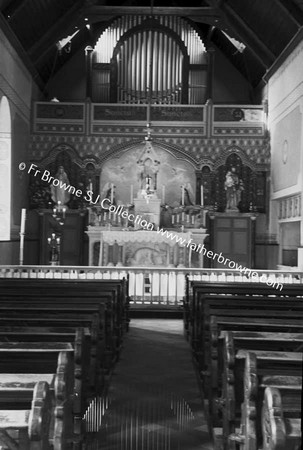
[221,340,302,450]
[210,330,303,426]
[184,278,303,343]
[0,380,53,450]
[228,352,302,450]
[0,278,130,366]
[191,293,303,372]
[261,386,301,450]
[0,334,85,438]
[0,351,74,450]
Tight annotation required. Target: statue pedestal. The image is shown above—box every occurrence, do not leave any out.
[134,192,161,228]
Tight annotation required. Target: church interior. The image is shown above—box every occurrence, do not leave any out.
[0,0,302,449]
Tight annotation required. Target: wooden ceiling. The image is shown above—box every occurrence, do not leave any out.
[1,0,303,93]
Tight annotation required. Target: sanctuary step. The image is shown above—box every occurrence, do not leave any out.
[83,319,214,450]
[129,303,183,319]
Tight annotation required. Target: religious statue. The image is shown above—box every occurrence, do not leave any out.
[51,165,70,206]
[224,167,244,212]
[138,157,157,191]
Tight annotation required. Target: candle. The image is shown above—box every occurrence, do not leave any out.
[187,214,189,223]
[181,186,184,206]
[162,185,165,204]
[191,215,194,225]
[176,214,179,223]
[104,212,107,221]
[20,209,26,234]
[201,185,204,207]
[181,212,185,222]
[130,185,133,203]
[110,183,114,203]
[172,215,175,224]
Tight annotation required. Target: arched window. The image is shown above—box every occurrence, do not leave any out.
[0,96,11,240]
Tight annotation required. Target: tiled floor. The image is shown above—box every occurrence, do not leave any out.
[86,319,214,450]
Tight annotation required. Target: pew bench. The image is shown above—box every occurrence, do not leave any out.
[0,338,85,438]
[0,381,54,450]
[228,352,302,450]
[221,346,302,450]
[185,279,303,342]
[191,294,303,371]
[210,330,303,427]
[261,386,301,450]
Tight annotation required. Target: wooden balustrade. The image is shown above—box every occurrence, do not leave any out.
[0,266,302,305]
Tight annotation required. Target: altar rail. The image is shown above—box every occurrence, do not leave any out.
[0,266,302,306]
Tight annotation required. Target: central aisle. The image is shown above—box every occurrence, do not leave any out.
[92,319,214,450]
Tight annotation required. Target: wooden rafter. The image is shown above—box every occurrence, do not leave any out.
[273,0,301,26]
[2,0,27,18]
[204,0,276,67]
[83,5,221,22]
[28,0,85,65]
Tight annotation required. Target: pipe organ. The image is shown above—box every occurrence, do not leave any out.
[92,15,207,104]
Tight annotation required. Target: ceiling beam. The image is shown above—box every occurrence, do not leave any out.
[205,0,276,67]
[273,0,301,27]
[3,0,28,19]
[28,1,85,65]
[83,5,221,22]
[278,0,303,24]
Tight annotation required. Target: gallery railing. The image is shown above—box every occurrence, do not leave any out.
[0,265,302,305]
[32,102,266,137]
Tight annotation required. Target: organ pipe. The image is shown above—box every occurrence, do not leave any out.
[92,15,206,104]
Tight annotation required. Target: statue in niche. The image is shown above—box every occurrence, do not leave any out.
[51,166,70,206]
[224,167,244,212]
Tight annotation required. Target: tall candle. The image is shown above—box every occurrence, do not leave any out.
[20,209,26,234]
[181,186,184,206]
[201,185,204,207]
[162,185,165,204]
[130,184,133,203]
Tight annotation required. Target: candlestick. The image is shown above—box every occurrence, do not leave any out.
[20,209,26,234]
[181,185,184,206]
[130,185,133,203]
[201,184,204,207]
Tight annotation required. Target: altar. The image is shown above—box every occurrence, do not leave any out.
[86,227,208,267]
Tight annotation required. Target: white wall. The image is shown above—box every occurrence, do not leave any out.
[267,36,303,267]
